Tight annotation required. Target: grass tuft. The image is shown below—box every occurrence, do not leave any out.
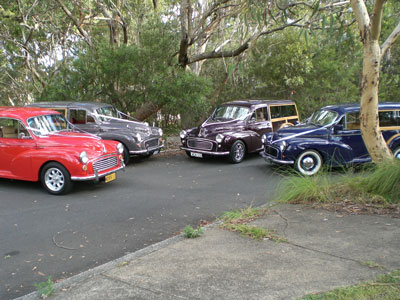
[300,269,400,300]
[181,225,204,238]
[34,276,55,299]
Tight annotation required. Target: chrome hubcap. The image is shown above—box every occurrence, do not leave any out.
[395,151,400,160]
[301,157,315,170]
[45,168,65,192]
[234,144,244,161]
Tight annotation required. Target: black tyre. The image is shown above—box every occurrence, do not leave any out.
[393,147,400,160]
[40,162,72,195]
[229,140,246,164]
[295,150,323,176]
[185,150,192,158]
[122,145,130,164]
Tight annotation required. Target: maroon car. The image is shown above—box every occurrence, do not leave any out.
[180,100,299,163]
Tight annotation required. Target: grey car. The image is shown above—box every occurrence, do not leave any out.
[27,102,163,164]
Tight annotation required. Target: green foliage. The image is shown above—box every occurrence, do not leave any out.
[34,276,55,299]
[300,270,400,300]
[223,223,283,241]
[181,225,204,239]
[349,160,400,203]
[275,171,334,204]
[219,206,266,223]
[38,17,212,121]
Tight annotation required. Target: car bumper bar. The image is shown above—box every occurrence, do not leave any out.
[259,151,294,165]
[71,165,125,181]
[130,144,164,155]
[180,146,229,156]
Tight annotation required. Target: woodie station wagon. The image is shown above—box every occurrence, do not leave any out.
[180,100,299,163]
[0,107,125,194]
[261,102,400,175]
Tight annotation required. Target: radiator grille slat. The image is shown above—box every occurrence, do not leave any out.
[93,156,118,172]
[265,146,279,158]
[145,138,159,149]
[187,139,213,151]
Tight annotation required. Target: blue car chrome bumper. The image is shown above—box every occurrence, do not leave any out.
[260,151,294,165]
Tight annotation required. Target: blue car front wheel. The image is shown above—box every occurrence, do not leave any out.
[295,150,323,176]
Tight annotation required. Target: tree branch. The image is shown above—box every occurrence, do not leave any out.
[371,0,385,41]
[381,21,400,58]
[54,0,92,47]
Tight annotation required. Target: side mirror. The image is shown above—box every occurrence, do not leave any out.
[334,124,344,132]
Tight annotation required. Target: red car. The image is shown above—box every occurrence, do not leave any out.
[0,107,125,194]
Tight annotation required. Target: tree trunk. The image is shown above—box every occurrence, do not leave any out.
[134,102,163,121]
[359,40,393,161]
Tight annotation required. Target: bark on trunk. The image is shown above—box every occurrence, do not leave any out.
[359,41,393,161]
[133,102,163,121]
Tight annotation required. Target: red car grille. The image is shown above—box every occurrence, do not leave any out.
[187,139,213,151]
[93,156,118,172]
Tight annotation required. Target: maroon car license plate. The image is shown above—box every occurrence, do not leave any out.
[190,152,203,158]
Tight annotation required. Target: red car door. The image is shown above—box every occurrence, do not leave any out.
[0,120,37,180]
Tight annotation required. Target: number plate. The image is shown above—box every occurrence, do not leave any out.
[190,152,203,158]
[105,173,116,183]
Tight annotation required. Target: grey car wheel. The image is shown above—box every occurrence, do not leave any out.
[295,150,323,176]
[229,140,246,164]
[40,162,72,195]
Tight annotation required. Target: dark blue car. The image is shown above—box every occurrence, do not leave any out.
[260,102,400,175]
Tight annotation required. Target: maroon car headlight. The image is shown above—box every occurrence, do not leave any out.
[80,151,89,164]
[180,130,187,139]
[216,134,224,143]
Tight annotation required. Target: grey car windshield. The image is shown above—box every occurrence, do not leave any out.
[96,106,119,121]
[308,109,338,126]
[27,114,71,136]
[212,106,249,121]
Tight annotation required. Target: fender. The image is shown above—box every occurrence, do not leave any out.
[20,148,84,182]
[387,133,400,151]
[222,131,254,150]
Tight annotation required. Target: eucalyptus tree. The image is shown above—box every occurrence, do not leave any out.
[350,0,400,162]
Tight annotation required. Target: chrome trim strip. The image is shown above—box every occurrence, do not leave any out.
[71,165,125,181]
[259,152,294,165]
[129,144,164,154]
[180,146,229,156]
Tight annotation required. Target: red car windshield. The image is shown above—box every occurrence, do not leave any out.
[27,114,72,136]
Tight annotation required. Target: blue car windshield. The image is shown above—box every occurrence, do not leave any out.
[307,109,338,126]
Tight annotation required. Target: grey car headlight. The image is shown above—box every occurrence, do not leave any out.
[80,151,89,164]
[216,134,224,143]
[136,133,142,142]
[180,130,187,139]
[158,128,163,136]
[117,143,124,154]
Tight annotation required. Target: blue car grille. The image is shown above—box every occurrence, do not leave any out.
[265,146,279,158]
[187,138,213,151]
[93,156,118,172]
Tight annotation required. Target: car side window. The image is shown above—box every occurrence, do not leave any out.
[0,118,30,139]
[379,110,400,127]
[345,112,360,130]
[254,107,268,122]
[69,109,95,124]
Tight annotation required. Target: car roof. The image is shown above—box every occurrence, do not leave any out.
[322,102,400,114]
[221,99,296,107]
[28,101,112,110]
[0,107,59,119]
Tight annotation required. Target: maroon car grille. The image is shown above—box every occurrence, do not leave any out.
[187,138,213,151]
[145,138,159,149]
[93,156,118,172]
[265,146,279,158]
